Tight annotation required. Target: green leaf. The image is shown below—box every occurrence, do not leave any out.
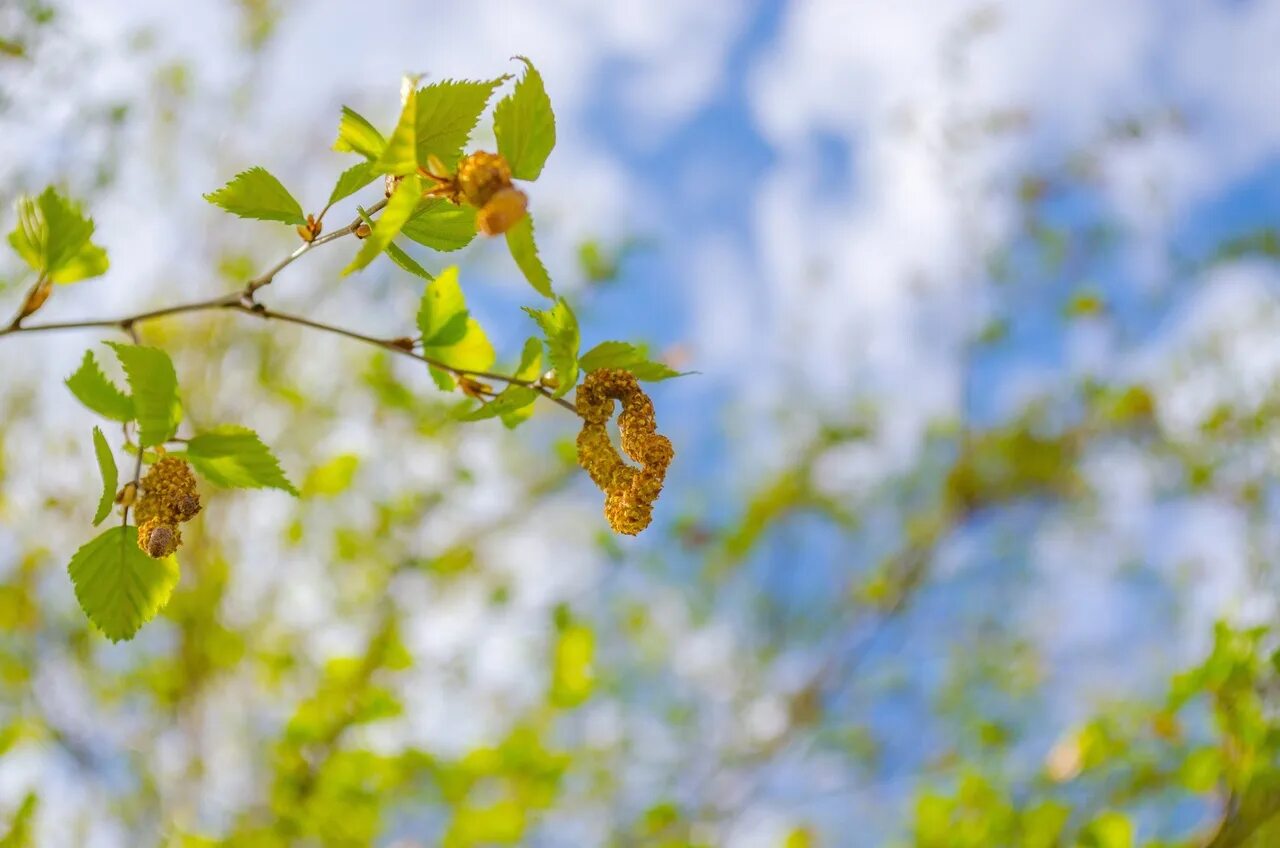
[1021,801,1070,848]
[106,343,180,447]
[303,454,360,497]
[0,791,37,848]
[551,622,595,708]
[413,78,505,170]
[7,188,107,282]
[327,161,380,207]
[332,106,386,160]
[370,78,505,175]
[1179,747,1222,793]
[414,268,496,390]
[579,340,683,381]
[384,241,434,280]
[512,336,543,381]
[372,92,419,175]
[424,318,495,388]
[505,214,554,298]
[67,525,179,642]
[524,298,579,397]
[203,167,306,226]
[501,337,543,428]
[427,366,455,393]
[343,176,422,275]
[50,241,109,284]
[400,198,478,252]
[185,426,298,495]
[460,386,538,421]
[91,427,117,527]
[66,350,134,422]
[1078,811,1133,848]
[416,265,469,347]
[494,57,556,181]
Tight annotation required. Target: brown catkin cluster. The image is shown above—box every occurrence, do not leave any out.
[575,369,674,535]
[427,151,529,237]
[134,456,202,558]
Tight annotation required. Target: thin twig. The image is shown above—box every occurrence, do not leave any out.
[232,303,577,412]
[0,194,576,415]
[2,299,575,413]
[244,198,387,296]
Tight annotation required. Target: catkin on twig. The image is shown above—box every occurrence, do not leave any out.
[575,369,673,535]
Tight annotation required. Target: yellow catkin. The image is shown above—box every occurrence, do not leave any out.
[456,151,513,208]
[575,369,674,535]
[425,151,529,236]
[476,187,529,237]
[134,456,202,558]
[138,519,181,558]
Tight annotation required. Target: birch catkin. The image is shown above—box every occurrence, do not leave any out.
[575,369,673,535]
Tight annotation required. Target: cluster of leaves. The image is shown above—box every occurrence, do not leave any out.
[909,622,1280,847]
[2,57,685,643]
[64,343,294,641]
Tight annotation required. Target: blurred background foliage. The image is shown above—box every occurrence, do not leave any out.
[3,1,1280,846]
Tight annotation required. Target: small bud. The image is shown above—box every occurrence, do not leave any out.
[539,370,560,390]
[458,376,492,399]
[15,278,53,323]
[354,223,372,239]
[115,482,137,507]
[296,214,322,243]
[388,336,416,352]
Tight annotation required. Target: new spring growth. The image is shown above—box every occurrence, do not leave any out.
[134,455,202,558]
[575,369,674,535]
[422,151,529,236]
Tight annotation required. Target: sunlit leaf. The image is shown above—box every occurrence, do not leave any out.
[344,175,422,274]
[66,350,134,422]
[578,340,683,381]
[50,241,108,284]
[302,454,360,497]
[1077,811,1133,848]
[384,241,434,280]
[505,214,554,298]
[106,343,180,448]
[416,265,469,347]
[373,93,418,175]
[400,198,477,252]
[551,622,595,708]
[67,525,179,642]
[494,57,556,181]
[332,106,386,160]
[204,167,306,225]
[501,337,543,428]
[424,318,495,388]
[185,426,298,495]
[91,427,117,526]
[327,161,380,207]
[413,77,505,170]
[524,298,578,397]
[7,187,107,282]
[459,386,538,422]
